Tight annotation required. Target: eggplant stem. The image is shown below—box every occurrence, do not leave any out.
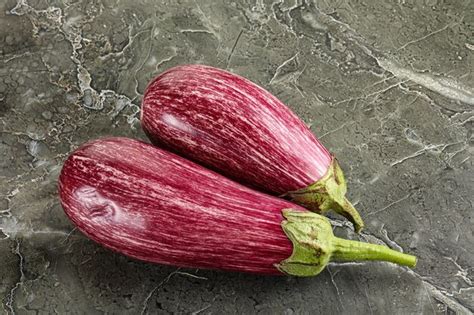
[277,209,417,277]
[285,158,365,233]
[332,237,417,267]
[333,197,364,233]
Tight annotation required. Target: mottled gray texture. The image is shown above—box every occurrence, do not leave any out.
[0,0,472,314]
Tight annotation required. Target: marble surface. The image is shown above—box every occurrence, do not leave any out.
[1,0,473,314]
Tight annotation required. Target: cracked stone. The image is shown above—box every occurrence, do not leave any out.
[1,0,473,313]
[41,111,53,120]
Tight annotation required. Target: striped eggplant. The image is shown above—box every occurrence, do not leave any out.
[141,65,365,232]
[58,137,416,276]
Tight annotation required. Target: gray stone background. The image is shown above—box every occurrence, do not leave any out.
[1,0,473,314]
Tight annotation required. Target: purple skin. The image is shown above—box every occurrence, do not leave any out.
[141,65,364,231]
[59,137,298,275]
[141,64,332,195]
[58,138,416,276]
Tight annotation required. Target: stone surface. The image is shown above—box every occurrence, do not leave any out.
[0,0,472,314]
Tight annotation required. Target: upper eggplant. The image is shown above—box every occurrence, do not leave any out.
[141,65,364,232]
[141,64,331,194]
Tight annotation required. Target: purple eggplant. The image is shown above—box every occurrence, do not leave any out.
[141,65,364,231]
[59,137,416,276]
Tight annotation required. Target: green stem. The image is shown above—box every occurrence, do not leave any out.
[277,209,417,276]
[285,158,365,233]
[332,237,417,268]
[333,197,364,233]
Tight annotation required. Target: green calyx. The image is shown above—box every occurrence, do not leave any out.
[284,158,365,233]
[276,209,417,277]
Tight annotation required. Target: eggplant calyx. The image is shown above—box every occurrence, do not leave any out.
[284,158,365,233]
[276,210,417,277]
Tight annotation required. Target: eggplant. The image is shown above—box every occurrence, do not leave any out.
[141,65,365,232]
[59,137,416,276]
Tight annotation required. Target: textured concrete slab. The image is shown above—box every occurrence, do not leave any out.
[1,0,473,314]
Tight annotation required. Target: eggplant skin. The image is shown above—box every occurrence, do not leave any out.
[59,137,304,274]
[141,64,332,195]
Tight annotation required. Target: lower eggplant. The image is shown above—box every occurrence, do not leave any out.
[58,137,416,276]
